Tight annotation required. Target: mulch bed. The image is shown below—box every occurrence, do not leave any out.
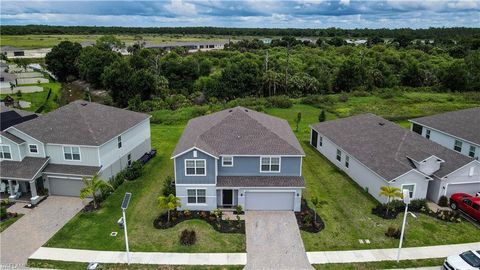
[372,204,461,222]
[154,210,245,234]
[0,212,20,222]
[295,199,325,233]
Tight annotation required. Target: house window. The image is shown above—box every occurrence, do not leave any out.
[29,144,38,153]
[260,157,280,172]
[402,184,415,199]
[185,159,206,176]
[187,189,206,204]
[469,146,476,158]
[425,129,431,139]
[127,154,132,166]
[222,156,233,167]
[319,136,323,147]
[311,130,318,148]
[345,156,350,168]
[454,140,462,152]
[63,146,81,161]
[0,145,12,160]
[117,136,122,148]
[336,149,342,162]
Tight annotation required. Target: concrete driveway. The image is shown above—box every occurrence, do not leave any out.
[0,196,87,266]
[244,211,314,270]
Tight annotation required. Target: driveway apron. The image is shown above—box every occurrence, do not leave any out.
[244,211,314,270]
[0,196,86,266]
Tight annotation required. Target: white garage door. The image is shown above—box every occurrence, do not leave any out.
[445,182,480,198]
[49,177,84,197]
[245,191,295,211]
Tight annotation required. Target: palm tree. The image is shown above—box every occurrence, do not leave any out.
[158,194,181,223]
[79,174,113,209]
[379,186,403,215]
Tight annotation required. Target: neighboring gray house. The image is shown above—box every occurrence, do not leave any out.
[310,114,480,203]
[171,106,305,211]
[0,100,151,204]
[409,108,480,160]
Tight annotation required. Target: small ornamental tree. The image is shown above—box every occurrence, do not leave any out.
[158,194,181,223]
[79,174,113,209]
[379,186,403,216]
[318,110,326,122]
[295,112,302,132]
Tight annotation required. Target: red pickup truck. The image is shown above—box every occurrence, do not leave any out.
[450,193,480,222]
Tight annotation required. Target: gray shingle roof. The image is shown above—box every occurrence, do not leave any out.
[0,157,49,180]
[43,164,101,177]
[217,176,305,187]
[311,114,473,180]
[172,106,305,157]
[12,100,149,146]
[410,107,480,146]
[1,131,25,144]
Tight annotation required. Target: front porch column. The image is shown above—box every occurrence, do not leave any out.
[8,180,16,200]
[29,180,40,204]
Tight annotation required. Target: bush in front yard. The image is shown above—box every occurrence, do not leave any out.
[162,175,176,197]
[385,226,402,239]
[438,196,449,207]
[124,161,143,180]
[179,229,197,246]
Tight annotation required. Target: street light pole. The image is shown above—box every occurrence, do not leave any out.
[121,192,132,265]
[397,189,410,262]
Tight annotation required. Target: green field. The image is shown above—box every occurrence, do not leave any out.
[0,34,230,49]
[45,92,480,254]
[0,82,62,113]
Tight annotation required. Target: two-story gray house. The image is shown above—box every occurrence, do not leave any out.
[310,114,480,203]
[0,100,151,204]
[409,107,479,160]
[171,106,305,211]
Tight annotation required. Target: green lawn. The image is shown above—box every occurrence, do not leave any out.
[0,214,24,233]
[0,82,62,113]
[45,124,245,252]
[27,259,242,270]
[313,258,445,270]
[46,93,480,254]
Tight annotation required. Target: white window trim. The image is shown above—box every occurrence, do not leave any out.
[336,149,342,162]
[345,155,350,168]
[454,140,463,152]
[0,144,12,160]
[222,156,234,167]
[469,146,476,158]
[401,183,416,199]
[184,159,207,176]
[186,188,207,205]
[62,146,82,161]
[259,156,281,173]
[28,144,39,154]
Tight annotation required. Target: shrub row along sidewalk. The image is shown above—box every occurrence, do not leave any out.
[30,242,480,265]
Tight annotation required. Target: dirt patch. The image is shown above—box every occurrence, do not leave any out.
[60,80,111,105]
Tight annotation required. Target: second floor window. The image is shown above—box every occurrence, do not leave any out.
[345,155,350,168]
[222,156,233,167]
[64,146,81,161]
[185,159,206,176]
[117,136,122,148]
[454,140,462,152]
[336,149,342,162]
[0,145,12,160]
[319,136,323,147]
[469,146,476,158]
[425,129,431,139]
[127,153,132,166]
[29,144,38,153]
[260,157,280,172]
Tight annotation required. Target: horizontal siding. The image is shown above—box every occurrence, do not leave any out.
[175,149,216,184]
[218,156,302,176]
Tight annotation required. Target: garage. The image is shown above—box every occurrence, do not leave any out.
[245,191,295,211]
[445,182,480,198]
[48,177,84,197]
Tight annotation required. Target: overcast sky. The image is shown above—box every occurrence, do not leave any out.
[1,0,479,29]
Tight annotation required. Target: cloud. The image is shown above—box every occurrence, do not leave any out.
[0,0,479,28]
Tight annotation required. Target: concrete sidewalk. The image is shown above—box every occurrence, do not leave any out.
[29,242,480,265]
[308,242,480,264]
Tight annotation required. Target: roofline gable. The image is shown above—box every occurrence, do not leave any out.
[409,119,480,147]
[171,146,219,160]
[439,159,480,180]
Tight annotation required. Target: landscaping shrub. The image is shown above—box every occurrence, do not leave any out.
[124,161,143,180]
[179,229,197,246]
[0,205,7,220]
[301,94,334,107]
[162,175,176,197]
[438,196,449,207]
[108,174,124,189]
[266,95,293,108]
[295,199,325,233]
[385,226,402,239]
[434,209,461,222]
[338,93,349,102]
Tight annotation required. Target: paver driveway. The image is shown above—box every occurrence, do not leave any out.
[0,196,86,266]
[244,211,314,270]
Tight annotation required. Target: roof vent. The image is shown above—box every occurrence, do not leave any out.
[244,109,249,112]
[378,122,385,126]
[81,102,88,106]
[228,109,233,112]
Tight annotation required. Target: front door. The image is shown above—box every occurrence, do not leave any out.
[222,189,233,206]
